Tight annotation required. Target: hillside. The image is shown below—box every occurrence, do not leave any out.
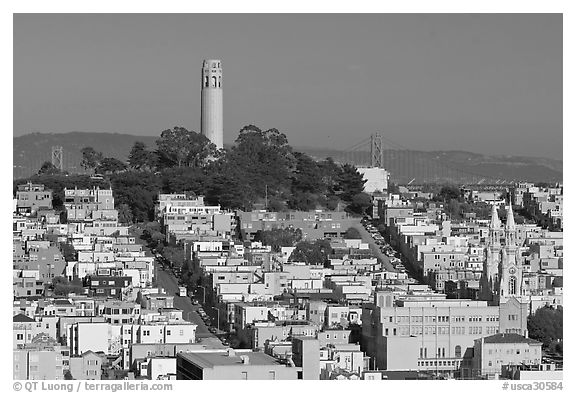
[13,132,562,183]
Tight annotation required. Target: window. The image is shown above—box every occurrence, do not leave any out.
[241,372,248,380]
[455,346,461,358]
[509,276,517,295]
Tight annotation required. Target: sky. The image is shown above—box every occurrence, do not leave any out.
[13,13,562,159]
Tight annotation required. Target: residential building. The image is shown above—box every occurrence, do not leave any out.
[176,349,299,380]
[464,333,542,379]
[15,182,53,215]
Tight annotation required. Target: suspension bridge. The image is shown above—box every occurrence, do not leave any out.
[332,133,520,186]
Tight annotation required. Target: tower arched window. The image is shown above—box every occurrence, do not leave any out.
[509,276,517,295]
[455,345,461,358]
[218,76,221,88]
[205,76,209,88]
[212,76,217,88]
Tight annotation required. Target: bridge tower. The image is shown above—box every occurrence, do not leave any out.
[370,133,384,168]
[51,146,63,172]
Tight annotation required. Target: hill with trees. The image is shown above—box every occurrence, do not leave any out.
[14,125,369,222]
[14,132,562,183]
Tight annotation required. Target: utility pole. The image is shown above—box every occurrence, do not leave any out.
[265,184,268,209]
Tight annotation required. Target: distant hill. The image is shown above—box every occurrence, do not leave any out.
[13,132,159,178]
[295,147,563,184]
[13,132,562,183]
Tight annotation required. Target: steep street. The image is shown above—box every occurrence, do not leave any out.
[155,263,214,338]
[350,222,396,272]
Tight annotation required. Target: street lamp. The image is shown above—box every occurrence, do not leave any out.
[197,286,206,304]
[211,306,220,331]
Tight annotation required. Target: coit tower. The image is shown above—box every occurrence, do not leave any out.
[201,59,223,149]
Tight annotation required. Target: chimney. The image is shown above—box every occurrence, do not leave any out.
[227,348,236,357]
[240,355,250,365]
[524,330,529,339]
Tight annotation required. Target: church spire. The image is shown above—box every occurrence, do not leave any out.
[488,200,501,248]
[490,200,501,230]
[505,194,516,246]
[506,195,515,229]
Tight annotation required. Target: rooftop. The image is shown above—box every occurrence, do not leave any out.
[13,313,35,323]
[178,350,283,369]
[483,333,541,345]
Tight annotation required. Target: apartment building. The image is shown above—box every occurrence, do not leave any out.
[238,210,356,241]
[15,182,53,215]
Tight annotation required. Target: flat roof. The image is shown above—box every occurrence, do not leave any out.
[179,351,282,369]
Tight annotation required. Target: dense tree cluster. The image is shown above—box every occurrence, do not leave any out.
[289,239,333,267]
[528,306,563,354]
[343,227,362,239]
[254,227,303,252]
[38,161,65,176]
[22,125,371,220]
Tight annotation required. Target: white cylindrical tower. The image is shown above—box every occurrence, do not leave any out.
[201,59,223,149]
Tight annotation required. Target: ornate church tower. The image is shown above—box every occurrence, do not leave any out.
[201,59,223,149]
[499,198,523,303]
[481,203,502,303]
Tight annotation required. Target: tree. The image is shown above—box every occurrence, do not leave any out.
[160,167,207,195]
[226,125,295,201]
[346,192,372,216]
[205,165,254,211]
[527,306,563,351]
[96,157,127,174]
[156,127,217,168]
[289,239,333,266]
[317,157,343,196]
[128,141,156,171]
[59,242,77,262]
[38,161,61,176]
[163,245,186,269]
[291,152,323,194]
[337,164,366,202]
[117,203,134,225]
[52,276,84,296]
[286,192,317,211]
[110,172,163,222]
[388,182,401,194]
[254,227,303,252]
[343,227,362,239]
[447,199,462,219]
[80,147,104,173]
[437,185,462,203]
